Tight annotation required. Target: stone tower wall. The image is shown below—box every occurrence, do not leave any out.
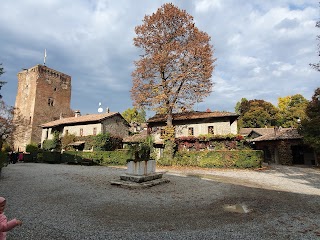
[13,65,73,151]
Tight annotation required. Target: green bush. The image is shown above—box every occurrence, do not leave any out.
[61,133,77,150]
[42,152,61,163]
[0,152,8,168]
[157,150,263,169]
[26,143,39,153]
[42,131,61,151]
[61,150,129,166]
[42,140,56,151]
[157,156,174,166]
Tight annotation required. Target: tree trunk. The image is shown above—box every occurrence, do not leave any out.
[164,112,175,159]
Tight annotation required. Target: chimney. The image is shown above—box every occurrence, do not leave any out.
[74,110,81,117]
[106,107,110,113]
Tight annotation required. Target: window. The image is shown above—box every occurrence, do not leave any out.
[208,126,214,134]
[45,129,49,140]
[160,128,165,137]
[65,130,69,135]
[188,127,194,136]
[80,128,83,137]
[93,127,97,136]
[48,98,54,106]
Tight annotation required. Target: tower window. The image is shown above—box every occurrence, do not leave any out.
[48,98,54,106]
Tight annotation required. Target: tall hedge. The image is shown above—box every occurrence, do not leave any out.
[61,150,129,166]
[157,150,263,168]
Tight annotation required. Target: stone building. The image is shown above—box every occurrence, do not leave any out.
[245,127,318,166]
[147,111,239,145]
[13,64,73,151]
[40,111,130,148]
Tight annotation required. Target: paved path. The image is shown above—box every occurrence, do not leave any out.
[0,163,319,240]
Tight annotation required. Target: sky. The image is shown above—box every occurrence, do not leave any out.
[0,0,319,119]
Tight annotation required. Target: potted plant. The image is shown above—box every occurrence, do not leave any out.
[126,136,156,175]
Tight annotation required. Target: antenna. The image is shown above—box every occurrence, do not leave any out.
[98,102,103,113]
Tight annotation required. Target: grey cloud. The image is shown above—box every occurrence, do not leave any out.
[0,0,318,116]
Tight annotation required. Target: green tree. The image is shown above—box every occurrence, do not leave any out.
[121,107,146,124]
[299,88,320,159]
[277,94,308,128]
[235,98,248,114]
[239,100,279,128]
[131,3,215,159]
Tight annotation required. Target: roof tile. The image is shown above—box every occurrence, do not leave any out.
[41,112,120,128]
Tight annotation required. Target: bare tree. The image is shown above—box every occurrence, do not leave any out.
[131,3,215,158]
[310,19,320,71]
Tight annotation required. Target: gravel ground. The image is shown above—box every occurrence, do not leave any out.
[0,163,319,240]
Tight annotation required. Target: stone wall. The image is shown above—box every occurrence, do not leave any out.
[255,139,303,165]
[13,65,73,151]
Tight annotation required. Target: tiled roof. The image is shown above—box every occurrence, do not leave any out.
[123,130,148,143]
[147,111,239,123]
[41,112,121,128]
[249,128,302,142]
[240,128,277,136]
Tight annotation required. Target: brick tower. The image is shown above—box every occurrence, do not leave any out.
[13,64,73,151]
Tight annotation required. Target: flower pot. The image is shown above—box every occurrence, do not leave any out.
[126,160,156,176]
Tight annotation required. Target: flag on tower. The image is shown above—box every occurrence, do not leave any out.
[44,49,47,65]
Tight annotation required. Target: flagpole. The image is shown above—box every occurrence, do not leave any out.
[44,49,47,66]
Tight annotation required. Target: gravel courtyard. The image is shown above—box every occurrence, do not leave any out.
[0,163,319,240]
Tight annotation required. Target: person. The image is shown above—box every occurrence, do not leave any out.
[18,152,23,162]
[0,197,22,240]
[8,153,14,164]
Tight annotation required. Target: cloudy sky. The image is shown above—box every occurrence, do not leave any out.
[0,0,319,118]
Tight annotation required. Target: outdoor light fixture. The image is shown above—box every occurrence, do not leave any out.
[297,118,301,124]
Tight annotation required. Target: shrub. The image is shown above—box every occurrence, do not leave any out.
[125,136,154,161]
[26,143,39,153]
[42,140,56,151]
[157,150,263,169]
[61,133,77,150]
[61,150,129,166]
[0,151,8,168]
[1,142,12,152]
[42,152,61,163]
[91,133,122,151]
